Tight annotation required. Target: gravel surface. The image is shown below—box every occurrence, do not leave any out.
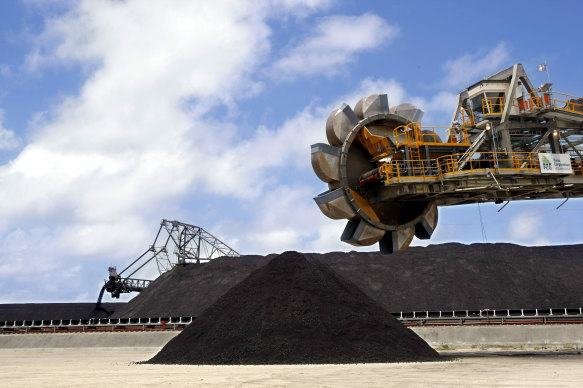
[3,348,583,387]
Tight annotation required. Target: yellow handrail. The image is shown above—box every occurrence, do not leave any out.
[550,91,583,114]
[482,97,505,116]
[393,123,471,148]
[519,91,583,115]
[436,151,539,176]
[379,151,582,183]
[518,91,549,111]
[460,107,475,126]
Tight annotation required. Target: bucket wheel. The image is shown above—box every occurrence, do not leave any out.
[311,94,438,253]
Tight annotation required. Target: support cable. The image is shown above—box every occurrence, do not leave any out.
[477,203,488,242]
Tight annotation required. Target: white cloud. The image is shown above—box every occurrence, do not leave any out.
[0,1,273,301]
[410,90,457,126]
[339,77,406,109]
[213,183,363,255]
[272,13,398,79]
[507,209,543,242]
[199,77,408,202]
[3,0,272,225]
[411,91,457,113]
[276,0,332,9]
[207,77,436,255]
[0,113,20,150]
[0,0,340,302]
[0,1,522,302]
[195,106,322,200]
[267,0,332,17]
[241,185,320,253]
[340,77,454,126]
[442,42,510,88]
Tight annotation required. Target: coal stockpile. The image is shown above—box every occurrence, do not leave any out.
[4,243,579,323]
[112,255,273,319]
[317,243,583,312]
[0,303,123,321]
[148,251,440,365]
[116,243,583,320]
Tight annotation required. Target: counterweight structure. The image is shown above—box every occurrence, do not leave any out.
[101,219,239,299]
[311,64,583,253]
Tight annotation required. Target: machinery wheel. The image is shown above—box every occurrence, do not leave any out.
[311,94,438,253]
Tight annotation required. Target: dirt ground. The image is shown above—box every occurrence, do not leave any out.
[2,348,583,387]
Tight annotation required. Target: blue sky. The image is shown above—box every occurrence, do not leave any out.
[0,0,581,302]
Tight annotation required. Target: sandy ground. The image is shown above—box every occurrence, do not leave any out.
[1,348,583,387]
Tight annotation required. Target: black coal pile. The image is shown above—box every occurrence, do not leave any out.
[3,243,580,323]
[112,255,272,318]
[148,251,440,365]
[316,243,583,312]
[0,303,122,321]
[117,243,583,320]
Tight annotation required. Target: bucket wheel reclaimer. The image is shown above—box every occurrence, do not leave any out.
[311,94,438,254]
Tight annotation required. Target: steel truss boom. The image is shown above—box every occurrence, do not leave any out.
[101,219,239,299]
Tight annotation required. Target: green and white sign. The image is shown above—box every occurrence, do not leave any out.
[538,153,573,174]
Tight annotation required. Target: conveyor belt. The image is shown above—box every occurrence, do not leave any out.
[392,307,583,326]
[1,307,582,334]
[0,316,193,334]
